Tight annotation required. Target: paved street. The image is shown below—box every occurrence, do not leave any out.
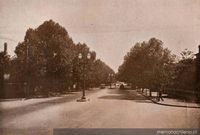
[0,88,200,135]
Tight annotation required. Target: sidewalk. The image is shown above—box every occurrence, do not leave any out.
[139,91,200,109]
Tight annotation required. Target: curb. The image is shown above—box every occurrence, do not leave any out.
[0,98,26,102]
[139,92,200,109]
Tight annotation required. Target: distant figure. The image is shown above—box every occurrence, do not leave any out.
[73,84,76,90]
[158,86,164,101]
[120,84,124,90]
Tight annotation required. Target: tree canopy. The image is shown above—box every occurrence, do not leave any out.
[11,20,114,96]
[117,38,176,90]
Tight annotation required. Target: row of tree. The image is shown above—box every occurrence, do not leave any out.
[0,20,114,98]
[117,38,197,92]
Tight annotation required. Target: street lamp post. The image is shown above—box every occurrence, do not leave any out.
[77,52,91,102]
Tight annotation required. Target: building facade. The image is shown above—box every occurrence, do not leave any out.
[195,45,200,98]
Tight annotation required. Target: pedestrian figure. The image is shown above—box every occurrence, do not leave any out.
[120,84,124,90]
[158,85,164,101]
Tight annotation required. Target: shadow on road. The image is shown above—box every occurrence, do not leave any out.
[98,89,152,103]
[0,92,83,123]
[0,88,102,122]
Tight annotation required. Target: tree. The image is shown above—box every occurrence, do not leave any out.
[169,49,196,90]
[13,19,115,97]
[180,49,195,60]
[72,43,96,90]
[14,20,76,95]
[117,38,175,91]
[91,59,115,86]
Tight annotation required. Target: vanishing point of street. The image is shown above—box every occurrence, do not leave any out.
[1,88,199,135]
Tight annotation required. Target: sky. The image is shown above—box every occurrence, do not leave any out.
[0,0,200,72]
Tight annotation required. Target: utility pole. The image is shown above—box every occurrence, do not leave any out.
[4,42,7,54]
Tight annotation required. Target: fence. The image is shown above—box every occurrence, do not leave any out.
[1,81,80,99]
[164,88,199,101]
[137,87,200,101]
[1,82,26,98]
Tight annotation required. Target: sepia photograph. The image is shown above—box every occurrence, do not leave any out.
[0,0,200,135]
